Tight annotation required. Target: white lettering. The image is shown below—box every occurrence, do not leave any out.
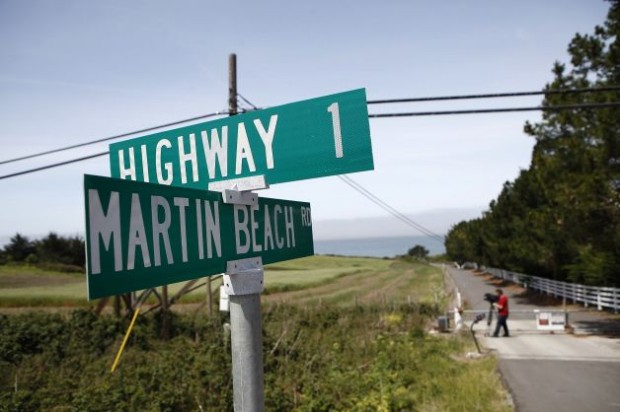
[151,196,174,266]
[253,115,278,169]
[127,193,151,270]
[173,197,189,263]
[234,205,250,254]
[285,206,295,247]
[250,205,262,252]
[88,190,122,274]
[201,127,228,179]
[140,145,150,182]
[118,148,136,180]
[301,206,312,227]
[235,123,256,175]
[263,205,275,251]
[196,199,204,259]
[274,204,285,249]
[178,134,199,184]
[205,201,222,258]
[156,139,173,185]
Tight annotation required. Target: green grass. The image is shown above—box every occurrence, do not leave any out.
[0,265,86,306]
[0,256,394,307]
[264,255,392,291]
[0,258,511,411]
[263,257,446,308]
[0,305,511,411]
[0,256,444,308]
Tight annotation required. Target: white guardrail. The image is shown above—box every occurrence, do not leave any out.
[482,266,620,313]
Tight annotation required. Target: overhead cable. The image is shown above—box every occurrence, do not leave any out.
[367,86,620,105]
[3,96,620,181]
[338,175,445,243]
[237,93,258,110]
[4,87,618,167]
[0,111,230,166]
[0,152,108,180]
[369,102,620,118]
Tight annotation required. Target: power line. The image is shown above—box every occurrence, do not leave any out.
[0,152,108,180]
[0,153,446,243]
[369,101,620,118]
[237,93,258,110]
[367,86,620,105]
[339,175,444,243]
[337,175,445,244]
[0,111,230,166]
[3,96,620,181]
[4,88,617,168]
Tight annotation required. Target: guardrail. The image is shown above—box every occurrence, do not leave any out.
[483,266,620,313]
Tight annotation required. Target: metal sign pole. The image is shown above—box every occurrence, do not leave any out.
[219,175,266,411]
[224,257,265,411]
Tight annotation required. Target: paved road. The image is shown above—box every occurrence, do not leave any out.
[446,266,620,412]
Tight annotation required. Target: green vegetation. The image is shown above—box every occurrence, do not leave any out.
[0,307,509,412]
[1,233,84,269]
[0,256,392,307]
[407,244,430,259]
[446,2,620,286]
[264,255,392,293]
[0,258,511,411]
[264,259,446,308]
[0,265,86,307]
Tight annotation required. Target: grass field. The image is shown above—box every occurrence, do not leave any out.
[0,255,421,308]
[0,264,86,306]
[264,257,445,307]
[0,256,512,411]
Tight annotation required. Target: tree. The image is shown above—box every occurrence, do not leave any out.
[521,0,620,285]
[3,233,35,262]
[1,232,85,267]
[33,233,85,267]
[446,1,620,286]
[407,244,429,259]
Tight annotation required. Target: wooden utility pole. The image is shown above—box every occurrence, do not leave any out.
[229,53,238,115]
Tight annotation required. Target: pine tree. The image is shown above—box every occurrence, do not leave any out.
[447,1,620,286]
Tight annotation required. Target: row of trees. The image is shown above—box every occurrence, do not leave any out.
[446,1,620,287]
[1,233,85,268]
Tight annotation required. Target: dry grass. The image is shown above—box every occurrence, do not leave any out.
[264,259,445,307]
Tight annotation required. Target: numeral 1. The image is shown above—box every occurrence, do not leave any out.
[327,102,343,158]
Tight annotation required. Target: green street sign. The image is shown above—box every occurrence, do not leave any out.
[109,89,373,189]
[84,174,314,300]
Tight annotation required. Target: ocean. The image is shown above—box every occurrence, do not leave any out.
[0,235,445,259]
[313,235,445,258]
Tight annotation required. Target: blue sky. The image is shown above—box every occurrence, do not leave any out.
[0,0,609,242]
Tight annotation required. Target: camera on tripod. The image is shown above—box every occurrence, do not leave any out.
[484,293,498,304]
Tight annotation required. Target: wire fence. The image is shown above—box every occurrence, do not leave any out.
[483,266,620,313]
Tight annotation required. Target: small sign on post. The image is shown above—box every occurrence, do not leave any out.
[535,310,566,331]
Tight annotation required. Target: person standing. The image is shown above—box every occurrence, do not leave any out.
[492,288,509,337]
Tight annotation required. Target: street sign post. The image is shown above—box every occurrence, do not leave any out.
[84,174,313,300]
[92,85,373,410]
[109,88,373,190]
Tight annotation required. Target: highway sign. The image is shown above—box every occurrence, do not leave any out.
[84,174,313,300]
[109,89,373,189]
